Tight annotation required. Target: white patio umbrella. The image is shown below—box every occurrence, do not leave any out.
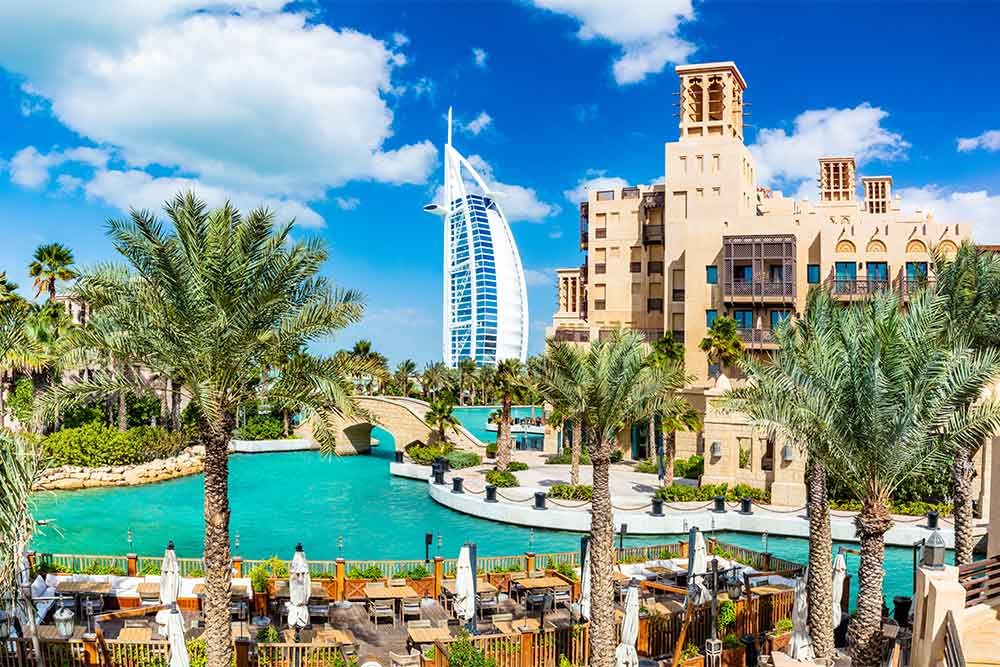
[287,544,311,630]
[788,572,815,661]
[614,585,640,667]
[167,604,190,667]
[157,542,181,633]
[454,545,476,624]
[831,553,847,629]
[686,530,711,606]
[578,542,591,621]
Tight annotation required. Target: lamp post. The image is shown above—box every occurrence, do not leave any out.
[425,533,433,563]
[127,527,133,552]
[706,558,722,667]
[619,523,628,552]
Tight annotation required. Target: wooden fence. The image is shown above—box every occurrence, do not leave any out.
[958,554,1000,608]
[427,626,590,667]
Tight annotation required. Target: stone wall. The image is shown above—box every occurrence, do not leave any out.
[34,445,205,491]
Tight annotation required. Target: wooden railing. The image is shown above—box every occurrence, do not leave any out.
[941,610,966,667]
[428,626,589,667]
[958,554,1000,608]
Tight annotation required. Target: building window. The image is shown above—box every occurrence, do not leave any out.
[734,265,752,283]
[733,309,753,329]
[648,261,664,274]
[706,266,718,284]
[906,262,928,281]
[770,310,791,329]
[807,264,820,284]
[629,261,642,273]
[594,300,606,310]
[769,265,784,282]
[596,190,614,201]
[866,262,889,285]
[706,310,717,327]
[647,298,664,312]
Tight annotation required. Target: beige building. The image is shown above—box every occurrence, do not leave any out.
[546,61,983,508]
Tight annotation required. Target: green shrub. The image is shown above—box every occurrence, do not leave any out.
[448,635,497,667]
[140,561,161,576]
[61,401,107,428]
[44,423,148,466]
[346,565,384,580]
[610,449,623,463]
[548,484,593,501]
[773,617,793,634]
[236,414,285,440]
[9,377,34,425]
[186,639,207,667]
[128,394,162,428]
[446,451,482,469]
[716,600,736,633]
[263,556,289,578]
[828,498,951,516]
[186,568,205,577]
[122,425,187,459]
[739,447,751,469]
[181,401,202,428]
[673,455,704,479]
[486,443,498,457]
[395,565,430,580]
[545,449,590,465]
[490,563,524,573]
[722,634,742,650]
[552,561,577,581]
[256,625,281,643]
[82,562,126,576]
[250,565,269,593]
[634,460,658,474]
[654,483,770,504]
[656,549,680,560]
[507,461,528,472]
[680,644,701,660]
[485,469,518,487]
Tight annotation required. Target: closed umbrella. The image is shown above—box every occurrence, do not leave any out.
[831,553,847,629]
[788,572,815,661]
[578,542,591,621]
[454,546,476,624]
[654,417,665,483]
[167,605,190,667]
[287,544,310,630]
[157,542,181,633]
[614,585,640,667]
[686,530,711,606]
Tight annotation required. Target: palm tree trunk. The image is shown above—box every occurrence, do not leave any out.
[497,398,512,471]
[589,435,616,667]
[118,393,128,432]
[664,430,676,486]
[202,414,235,667]
[282,409,291,437]
[160,376,169,426]
[848,498,893,667]
[805,457,834,658]
[952,442,977,566]
[48,280,56,303]
[171,379,181,430]
[570,420,582,486]
[646,416,654,462]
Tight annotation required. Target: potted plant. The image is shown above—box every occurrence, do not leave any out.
[249,565,269,617]
[721,634,745,667]
[399,565,435,598]
[679,643,704,667]
[766,617,793,654]
[486,564,522,594]
[345,565,385,600]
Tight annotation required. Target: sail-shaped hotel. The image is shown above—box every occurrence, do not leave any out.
[424,109,529,368]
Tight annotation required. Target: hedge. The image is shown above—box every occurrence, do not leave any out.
[828,498,952,516]
[674,455,704,479]
[548,484,593,501]
[44,423,186,467]
[546,449,591,465]
[655,482,770,503]
[485,470,518,487]
[236,414,285,440]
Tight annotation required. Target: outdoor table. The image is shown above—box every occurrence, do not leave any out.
[136,582,160,598]
[272,581,329,600]
[35,624,86,641]
[493,617,541,635]
[315,627,356,647]
[407,625,452,647]
[644,566,672,574]
[118,626,152,642]
[440,579,497,595]
[56,581,112,616]
[752,584,792,596]
[192,583,252,599]
[364,583,418,600]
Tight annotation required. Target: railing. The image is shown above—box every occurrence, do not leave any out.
[941,609,966,667]
[723,281,795,300]
[622,187,640,200]
[594,263,606,274]
[648,261,664,274]
[737,328,776,346]
[553,329,590,343]
[828,279,890,296]
[431,626,589,667]
[959,554,1000,608]
[641,191,665,209]
[643,224,664,245]
[255,643,344,667]
[599,329,663,343]
[900,278,936,296]
[594,228,606,239]
[36,553,130,576]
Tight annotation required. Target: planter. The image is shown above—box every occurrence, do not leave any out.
[488,572,512,594]
[544,569,580,599]
[408,577,436,598]
[252,590,268,616]
[722,646,746,667]
[680,655,704,667]
[344,578,385,600]
[766,632,791,655]
[316,578,338,600]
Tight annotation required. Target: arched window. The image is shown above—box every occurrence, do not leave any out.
[688,80,704,123]
[708,77,724,121]
[866,239,887,253]
[835,240,856,253]
[937,240,959,257]
[905,239,928,254]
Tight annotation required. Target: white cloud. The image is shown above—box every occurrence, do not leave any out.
[0,2,436,226]
[957,130,1000,153]
[524,269,554,287]
[466,155,560,222]
[85,168,325,228]
[750,104,909,196]
[391,32,409,47]
[55,174,83,195]
[530,0,695,84]
[460,111,493,136]
[409,77,435,99]
[563,169,630,203]
[897,185,1000,244]
[9,145,110,188]
[472,47,488,68]
[334,196,361,211]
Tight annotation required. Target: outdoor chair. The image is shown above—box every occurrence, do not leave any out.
[401,597,422,622]
[389,650,421,667]
[477,591,499,619]
[490,613,513,630]
[552,586,571,609]
[406,619,431,629]
[389,578,406,587]
[308,602,331,623]
[368,599,396,627]
[525,590,549,616]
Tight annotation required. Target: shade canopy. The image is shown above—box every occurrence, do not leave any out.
[686,530,711,606]
[788,572,816,661]
[287,544,311,629]
[831,553,847,629]
[454,546,476,622]
[578,542,591,621]
[157,543,181,633]
[167,606,189,667]
[614,585,640,667]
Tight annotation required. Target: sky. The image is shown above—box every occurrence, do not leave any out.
[1,1,999,367]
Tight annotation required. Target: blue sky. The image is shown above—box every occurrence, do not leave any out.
[1,1,998,366]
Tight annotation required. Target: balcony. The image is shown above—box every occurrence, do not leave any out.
[594,299,606,311]
[642,224,665,245]
[648,261,664,274]
[722,235,797,303]
[579,202,589,249]
[553,328,590,343]
[622,187,640,200]
[640,191,664,209]
[629,261,642,273]
[595,228,607,239]
[594,263,607,275]
[738,328,777,348]
[899,278,936,299]
[599,328,663,342]
[724,280,795,301]
[828,279,891,298]
[647,298,664,312]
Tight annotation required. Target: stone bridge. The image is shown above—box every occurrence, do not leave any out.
[330,396,485,455]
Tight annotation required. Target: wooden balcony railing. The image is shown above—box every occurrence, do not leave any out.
[594,263,606,274]
[723,281,795,300]
[643,224,664,245]
[829,279,890,296]
[959,554,1000,608]
[629,261,642,273]
[553,328,590,343]
[738,328,776,346]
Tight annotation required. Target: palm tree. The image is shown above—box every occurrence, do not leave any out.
[393,359,417,397]
[457,357,476,405]
[533,343,587,485]
[28,242,77,302]
[721,289,840,658]
[649,334,696,483]
[534,330,687,667]
[933,242,1000,565]
[0,305,45,428]
[766,290,1000,667]
[476,364,496,405]
[494,358,525,471]
[349,339,388,395]
[41,193,380,667]
[421,362,453,401]
[698,315,745,377]
[425,397,460,446]
[0,272,21,304]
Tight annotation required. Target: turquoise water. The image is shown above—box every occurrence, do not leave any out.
[29,414,941,608]
[453,406,544,448]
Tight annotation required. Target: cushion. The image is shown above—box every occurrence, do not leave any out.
[31,576,47,599]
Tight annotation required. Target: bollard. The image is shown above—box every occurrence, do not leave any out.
[433,465,445,485]
[740,497,752,515]
[651,497,664,517]
[394,450,404,464]
[927,510,939,529]
[534,492,547,510]
[452,477,464,494]
[485,485,498,503]
[435,456,450,473]
[713,495,726,513]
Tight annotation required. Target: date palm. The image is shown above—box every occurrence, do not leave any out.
[721,289,840,658]
[421,362,453,401]
[650,334,696,484]
[457,357,476,405]
[775,289,1000,667]
[393,359,417,397]
[0,272,21,304]
[933,242,1000,564]
[493,358,526,471]
[698,315,745,376]
[41,193,381,667]
[0,304,47,429]
[534,330,686,667]
[425,397,460,446]
[534,342,587,485]
[28,242,77,302]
